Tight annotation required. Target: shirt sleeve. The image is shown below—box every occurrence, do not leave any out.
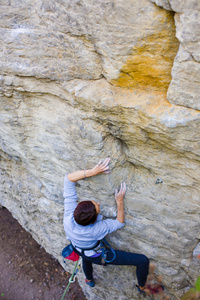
[63,174,77,216]
[93,218,125,240]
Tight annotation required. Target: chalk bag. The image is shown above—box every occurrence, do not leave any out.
[62,244,79,262]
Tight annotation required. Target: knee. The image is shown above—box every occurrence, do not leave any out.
[140,255,149,268]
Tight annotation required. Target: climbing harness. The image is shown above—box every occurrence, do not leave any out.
[75,238,116,264]
[60,258,82,300]
[62,236,116,264]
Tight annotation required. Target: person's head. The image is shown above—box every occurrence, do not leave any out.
[74,200,100,226]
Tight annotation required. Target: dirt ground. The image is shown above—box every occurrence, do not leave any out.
[0,207,87,300]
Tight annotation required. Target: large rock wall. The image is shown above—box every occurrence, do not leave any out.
[0,1,200,299]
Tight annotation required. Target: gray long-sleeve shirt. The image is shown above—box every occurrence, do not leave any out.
[63,174,124,256]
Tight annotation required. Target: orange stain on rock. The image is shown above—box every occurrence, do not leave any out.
[111,9,179,95]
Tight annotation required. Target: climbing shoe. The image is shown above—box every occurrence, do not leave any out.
[136,285,150,295]
[85,278,95,287]
[136,284,164,296]
[136,285,146,293]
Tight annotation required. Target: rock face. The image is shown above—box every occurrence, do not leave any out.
[0,0,200,299]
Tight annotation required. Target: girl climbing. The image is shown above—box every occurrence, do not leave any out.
[63,158,153,294]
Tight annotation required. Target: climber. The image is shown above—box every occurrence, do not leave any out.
[63,157,150,293]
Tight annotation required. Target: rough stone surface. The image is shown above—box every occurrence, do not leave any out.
[0,1,200,300]
[151,0,200,109]
[151,0,172,10]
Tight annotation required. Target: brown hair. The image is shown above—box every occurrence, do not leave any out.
[74,201,97,226]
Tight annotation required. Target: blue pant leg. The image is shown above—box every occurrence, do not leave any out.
[74,247,149,287]
[82,256,94,280]
[73,248,102,280]
[106,250,149,287]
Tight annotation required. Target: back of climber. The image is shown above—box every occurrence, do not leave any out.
[63,158,149,291]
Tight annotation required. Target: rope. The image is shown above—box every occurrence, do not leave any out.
[60,259,81,300]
